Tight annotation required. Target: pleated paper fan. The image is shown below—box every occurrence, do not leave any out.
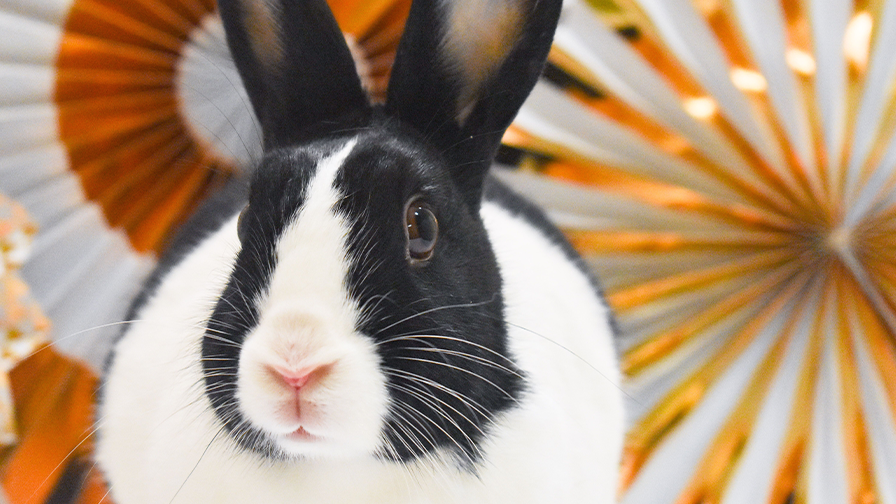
[499,0,896,502]
[1,0,895,503]
[0,0,410,371]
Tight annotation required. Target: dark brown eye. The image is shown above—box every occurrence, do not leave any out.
[237,205,251,243]
[405,198,438,262]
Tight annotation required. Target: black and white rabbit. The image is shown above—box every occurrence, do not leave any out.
[96,0,624,502]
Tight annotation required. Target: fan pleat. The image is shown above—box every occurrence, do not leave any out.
[518,84,746,201]
[52,0,233,254]
[125,155,221,252]
[67,1,186,52]
[624,309,755,428]
[832,292,876,504]
[122,0,202,35]
[328,0,407,37]
[809,0,851,182]
[19,202,152,366]
[722,279,821,503]
[73,124,180,185]
[846,1,896,202]
[625,281,813,503]
[59,38,172,75]
[0,144,69,197]
[539,161,794,230]
[586,250,758,291]
[0,104,58,154]
[851,315,896,504]
[679,306,802,504]
[2,0,896,501]
[0,63,53,106]
[1,349,96,504]
[623,263,803,377]
[22,205,113,304]
[0,0,70,24]
[91,128,189,213]
[45,235,150,363]
[13,172,83,229]
[0,10,60,65]
[556,2,760,186]
[619,276,755,345]
[610,250,792,313]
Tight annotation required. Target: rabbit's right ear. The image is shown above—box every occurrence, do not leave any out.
[218,0,370,149]
[385,0,561,210]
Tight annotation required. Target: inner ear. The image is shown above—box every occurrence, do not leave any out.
[439,0,526,123]
[240,0,285,73]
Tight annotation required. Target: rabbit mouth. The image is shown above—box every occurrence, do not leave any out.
[285,426,319,442]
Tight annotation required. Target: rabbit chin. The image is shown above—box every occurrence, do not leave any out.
[235,316,390,459]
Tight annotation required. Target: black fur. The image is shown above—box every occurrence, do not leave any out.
[335,126,522,465]
[386,0,563,210]
[217,0,370,148]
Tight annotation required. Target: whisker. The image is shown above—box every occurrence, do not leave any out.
[373,295,499,336]
[388,356,519,402]
[386,381,487,463]
[375,333,517,367]
[384,368,492,421]
[169,427,226,503]
[504,321,642,408]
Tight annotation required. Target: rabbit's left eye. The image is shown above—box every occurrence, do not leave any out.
[405,197,438,263]
[237,205,251,243]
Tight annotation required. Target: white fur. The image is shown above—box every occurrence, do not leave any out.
[97,145,623,502]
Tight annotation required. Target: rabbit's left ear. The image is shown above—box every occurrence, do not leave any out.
[386,0,562,209]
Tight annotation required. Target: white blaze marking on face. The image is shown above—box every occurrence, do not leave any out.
[267,139,358,316]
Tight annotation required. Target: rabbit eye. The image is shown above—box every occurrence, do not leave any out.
[237,206,251,243]
[405,198,438,263]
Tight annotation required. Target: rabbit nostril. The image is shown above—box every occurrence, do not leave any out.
[270,363,332,391]
[282,370,312,389]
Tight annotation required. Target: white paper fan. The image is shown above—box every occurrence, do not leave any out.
[495,0,896,502]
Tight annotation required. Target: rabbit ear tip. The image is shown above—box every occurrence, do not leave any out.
[440,0,527,121]
[239,0,285,72]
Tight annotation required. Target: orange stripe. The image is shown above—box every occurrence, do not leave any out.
[835,272,879,504]
[542,160,799,232]
[765,276,831,504]
[2,348,99,504]
[609,249,795,311]
[621,274,810,492]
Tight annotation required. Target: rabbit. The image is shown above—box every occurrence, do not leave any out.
[95,0,624,502]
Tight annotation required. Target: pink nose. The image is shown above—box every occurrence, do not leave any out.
[270,363,331,391]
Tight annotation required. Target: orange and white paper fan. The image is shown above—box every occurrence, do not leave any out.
[0,0,409,372]
[2,0,896,502]
[496,0,896,502]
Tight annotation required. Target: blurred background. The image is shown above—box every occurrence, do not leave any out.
[1,0,895,502]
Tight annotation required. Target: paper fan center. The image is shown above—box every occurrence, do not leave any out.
[825,225,853,258]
